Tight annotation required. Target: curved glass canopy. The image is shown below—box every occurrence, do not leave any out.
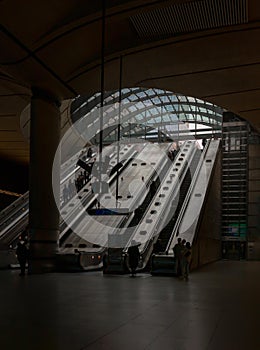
[71,87,223,143]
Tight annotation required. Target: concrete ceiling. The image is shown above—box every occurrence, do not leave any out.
[0,0,259,165]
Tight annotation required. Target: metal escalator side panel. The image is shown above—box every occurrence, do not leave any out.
[171,139,221,248]
[164,143,208,253]
[153,145,202,257]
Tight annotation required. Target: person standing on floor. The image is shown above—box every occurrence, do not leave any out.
[173,237,182,276]
[202,138,207,149]
[16,236,28,276]
[182,242,192,280]
[128,241,141,277]
[179,239,187,278]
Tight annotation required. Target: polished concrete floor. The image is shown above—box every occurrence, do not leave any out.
[0,261,259,350]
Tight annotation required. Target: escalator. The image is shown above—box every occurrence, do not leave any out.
[58,143,138,247]
[105,140,202,273]
[58,143,170,270]
[59,143,171,271]
[156,149,201,252]
[151,139,220,275]
[0,144,136,258]
[0,148,91,247]
[104,147,171,273]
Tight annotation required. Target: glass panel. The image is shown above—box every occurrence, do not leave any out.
[172,104,180,111]
[160,95,169,103]
[163,115,170,122]
[150,108,158,116]
[178,95,187,102]
[190,105,197,111]
[151,97,161,104]
[165,104,173,111]
[128,105,137,112]
[201,116,209,123]
[169,95,178,102]
[128,94,138,101]
[186,114,195,120]
[182,105,190,112]
[146,89,155,96]
[137,91,146,98]
[136,102,144,109]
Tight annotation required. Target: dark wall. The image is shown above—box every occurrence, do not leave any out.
[247,142,260,259]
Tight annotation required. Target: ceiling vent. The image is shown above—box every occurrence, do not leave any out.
[130,0,248,40]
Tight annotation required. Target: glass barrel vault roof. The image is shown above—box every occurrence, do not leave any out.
[71,87,223,141]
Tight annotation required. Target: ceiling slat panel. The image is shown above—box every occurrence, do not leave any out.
[130,0,248,39]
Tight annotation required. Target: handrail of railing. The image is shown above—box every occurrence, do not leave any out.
[165,140,211,253]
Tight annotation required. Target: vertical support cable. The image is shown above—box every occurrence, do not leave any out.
[98,0,106,203]
[99,0,106,156]
[195,103,197,140]
[144,99,147,140]
[177,102,179,146]
[116,56,123,205]
[159,104,163,143]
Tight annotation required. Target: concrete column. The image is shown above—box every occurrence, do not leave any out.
[28,88,61,273]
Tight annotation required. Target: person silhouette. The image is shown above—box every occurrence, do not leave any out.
[202,138,207,149]
[173,237,182,276]
[128,241,141,277]
[16,237,28,276]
